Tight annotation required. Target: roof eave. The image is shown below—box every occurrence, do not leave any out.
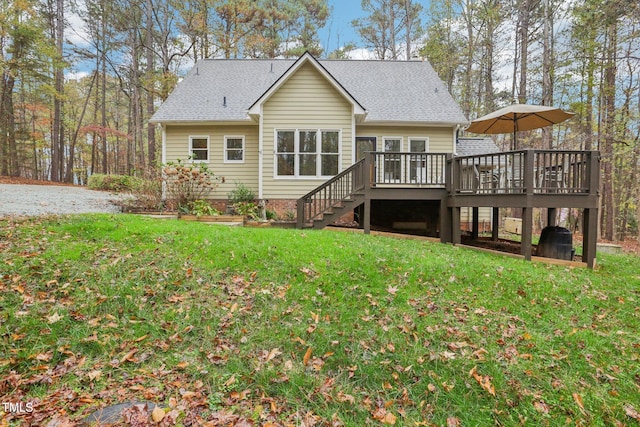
[361,119,470,127]
[148,119,256,126]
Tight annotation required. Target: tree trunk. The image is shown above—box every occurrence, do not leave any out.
[146,0,156,167]
[601,21,616,241]
[518,0,530,105]
[541,0,553,148]
[51,0,65,181]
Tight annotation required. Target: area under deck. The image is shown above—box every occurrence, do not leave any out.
[297,149,600,268]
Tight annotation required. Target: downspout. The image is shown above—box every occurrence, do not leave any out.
[453,124,460,155]
[258,107,264,199]
[161,124,167,200]
[161,124,166,164]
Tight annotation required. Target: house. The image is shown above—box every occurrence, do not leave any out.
[150,52,468,216]
[151,52,600,268]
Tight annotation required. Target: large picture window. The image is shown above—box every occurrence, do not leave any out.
[189,136,209,161]
[224,136,245,163]
[275,130,340,178]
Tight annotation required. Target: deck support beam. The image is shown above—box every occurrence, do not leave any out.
[471,207,479,240]
[547,208,557,227]
[583,207,598,268]
[452,207,461,244]
[363,199,371,234]
[521,207,533,260]
[440,198,452,243]
[492,207,499,241]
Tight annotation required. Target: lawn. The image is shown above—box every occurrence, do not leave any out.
[1,214,639,426]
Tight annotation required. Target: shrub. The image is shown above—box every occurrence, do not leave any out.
[129,176,163,211]
[88,174,139,192]
[266,209,278,221]
[233,202,260,220]
[188,199,220,217]
[163,160,222,211]
[228,182,255,205]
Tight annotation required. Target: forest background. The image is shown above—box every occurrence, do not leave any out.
[0,0,638,242]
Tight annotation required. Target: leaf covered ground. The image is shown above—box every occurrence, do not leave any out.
[1,215,639,426]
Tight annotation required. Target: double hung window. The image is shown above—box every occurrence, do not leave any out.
[189,136,209,161]
[276,130,340,177]
[225,136,245,163]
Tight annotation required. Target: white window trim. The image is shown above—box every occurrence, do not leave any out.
[224,135,245,164]
[274,129,342,179]
[408,137,431,184]
[382,136,404,152]
[189,135,210,163]
[382,137,403,183]
[408,137,430,152]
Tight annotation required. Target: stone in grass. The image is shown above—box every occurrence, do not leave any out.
[80,401,160,426]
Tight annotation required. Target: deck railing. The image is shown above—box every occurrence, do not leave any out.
[451,149,598,195]
[370,152,448,187]
[297,158,366,228]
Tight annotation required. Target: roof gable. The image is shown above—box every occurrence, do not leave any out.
[247,52,366,118]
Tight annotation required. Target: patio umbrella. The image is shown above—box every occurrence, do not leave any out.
[466,104,575,150]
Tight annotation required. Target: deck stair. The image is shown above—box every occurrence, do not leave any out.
[297,159,366,229]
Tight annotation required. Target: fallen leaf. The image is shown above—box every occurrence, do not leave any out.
[266,348,282,363]
[151,406,165,422]
[470,366,496,396]
[303,347,313,366]
[447,417,460,427]
[534,400,550,414]
[573,392,587,415]
[36,351,53,362]
[87,370,102,381]
[382,412,397,425]
[624,403,640,420]
[336,391,355,404]
[47,313,62,324]
[120,348,138,363]
[224,375,236,387]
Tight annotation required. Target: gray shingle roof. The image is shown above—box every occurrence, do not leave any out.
[151,56,468,125]
[456,137,501,156]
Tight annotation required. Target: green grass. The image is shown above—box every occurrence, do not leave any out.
[1,214,639,426]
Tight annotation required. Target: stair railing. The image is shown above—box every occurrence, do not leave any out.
[297,158,366,228]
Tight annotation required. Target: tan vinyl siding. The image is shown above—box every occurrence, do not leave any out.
[164,124,259,199]
[262,62,354,199]
[355,125,456,153]
[461,207,493,227]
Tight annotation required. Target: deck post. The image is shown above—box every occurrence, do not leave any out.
[363,199,371,234]
[492,207,499,241]
[472,207,479,240]
[452,207,461,244]
[547,208,557,227]
[296,199,305,229]
[583,207,598,268]
[440,197,452,243]
[521,207,533,260]
[362,152,373,234]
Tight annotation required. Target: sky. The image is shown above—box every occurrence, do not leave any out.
[318,1,367,56]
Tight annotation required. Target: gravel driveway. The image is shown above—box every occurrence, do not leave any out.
[0,184,125,216]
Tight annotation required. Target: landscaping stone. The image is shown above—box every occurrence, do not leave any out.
[80,401,160,426]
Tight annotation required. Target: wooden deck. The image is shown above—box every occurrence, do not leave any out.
[297,149,600,268]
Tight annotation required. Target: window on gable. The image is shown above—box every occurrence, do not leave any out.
[275,130,340,178]
[225,136,245,163]
[190,136,209,161]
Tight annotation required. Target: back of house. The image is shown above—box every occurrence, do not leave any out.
[151,52,468,216]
